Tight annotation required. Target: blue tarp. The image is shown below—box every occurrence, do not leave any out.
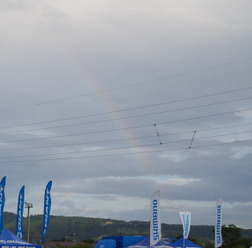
[170,238,203,248]
[127,236,171,248]
[0,229,42,248]
[103,236,145,248]
[95,239,117,248]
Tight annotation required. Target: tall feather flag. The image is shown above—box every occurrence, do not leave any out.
[179,211,191,239]
[215,199,223,248]
[179,212,191,248]
[16,186,25,239]
[42,181,52,244]
[150,190,161,247]
[0,176,6,233]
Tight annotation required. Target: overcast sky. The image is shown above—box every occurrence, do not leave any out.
[1,0,252,233]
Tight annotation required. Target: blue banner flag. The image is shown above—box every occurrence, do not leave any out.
[42,181,52,244]
[16,186,25,239]
[215,199,223,248]
[0,176,6,233]
[150,190,161,247]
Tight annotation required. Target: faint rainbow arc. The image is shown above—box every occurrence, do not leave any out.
[62,53,157,175]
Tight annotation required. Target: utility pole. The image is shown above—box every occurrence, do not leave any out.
[25,202,33,243]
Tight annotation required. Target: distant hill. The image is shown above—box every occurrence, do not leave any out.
[3,212,252,244]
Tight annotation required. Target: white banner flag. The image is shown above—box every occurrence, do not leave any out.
[215,199,222,248]
[150,190,161,247]
[179,212,191,239]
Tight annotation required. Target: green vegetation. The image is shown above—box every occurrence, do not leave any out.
[3,212,252,248]
[221,224,252,248]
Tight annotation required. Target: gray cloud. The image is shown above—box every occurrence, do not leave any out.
[1,0,252,229]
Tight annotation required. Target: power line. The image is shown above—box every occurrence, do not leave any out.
[1,57,251,113]
[0,142,162,160]
[1,121,251,152]
[1,86,252,130]
[188,122,252,133]
[1,106,252,144]
[0,134,158,152]
[157,106,252,126]
[1,95,251,134]
[1,129,251,161]
[0,138,251,164]
[196,129,252,141]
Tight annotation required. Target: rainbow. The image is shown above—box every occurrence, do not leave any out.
[65,53,157,177]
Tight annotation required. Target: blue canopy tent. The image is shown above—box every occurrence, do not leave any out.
[95,239,117,248]
[170,238,203,248]
[127,236,171,248]
[103,236,145,248]
[0,229,42,248]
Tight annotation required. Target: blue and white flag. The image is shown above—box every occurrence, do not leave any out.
[150,190,161,247]
[215,199,222,248]
[0,176,6,233]
[42,181,52,244]
[16,186,25,239]
[179,212,191,239]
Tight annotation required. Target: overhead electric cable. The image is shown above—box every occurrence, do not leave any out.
[0,57,251,112]
[1,129,251,161]
[1,87,252,130]
[0,134,158,152]
[0,138,251,164]
[157,106,252,126]
[1,121,252,152]
[188,122,252,133]
[0,142,162,160]
[196,129,252,140]
[1,106,252,144]
[1,95,251,134]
